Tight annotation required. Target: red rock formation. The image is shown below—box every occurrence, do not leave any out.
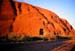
[0,0,75,39]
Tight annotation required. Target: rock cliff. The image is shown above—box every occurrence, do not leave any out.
[0,0,75,39]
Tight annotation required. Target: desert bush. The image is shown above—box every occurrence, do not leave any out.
[0,36,8,42]
[31,37,43,41]
[24,36,48,41]
[43,37,48,41]
[56,36,72,40]
[50,38,56,40]
[7,32,25,42]
[24,36,32,41]
[24,36,43,41]
[0,32,49,42]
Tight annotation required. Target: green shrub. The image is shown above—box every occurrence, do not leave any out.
[24,36,43,41]
[56,36,72,40]
[50,38,56,40]
[24,36,32,41]
[7,32,25,42]
[0,33,49,42]
[24,36,48,41]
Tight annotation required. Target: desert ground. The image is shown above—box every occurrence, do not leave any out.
[0,40,75,51]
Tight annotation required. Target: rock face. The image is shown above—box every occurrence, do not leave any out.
[0,0,75,39]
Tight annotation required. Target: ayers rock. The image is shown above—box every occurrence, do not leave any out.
[0,0,75,39]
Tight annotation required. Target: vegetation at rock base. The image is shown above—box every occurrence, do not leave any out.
[0,32,74,43]
[0,32,48,42]
[56,35,72,40]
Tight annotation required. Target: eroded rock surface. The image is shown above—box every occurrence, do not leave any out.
[0,0,75,39]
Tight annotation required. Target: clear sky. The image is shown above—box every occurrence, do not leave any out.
[16,0,75,29]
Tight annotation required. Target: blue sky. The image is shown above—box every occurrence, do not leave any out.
[16,0,75,29]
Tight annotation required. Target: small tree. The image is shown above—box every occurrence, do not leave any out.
[7,32,25,42]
